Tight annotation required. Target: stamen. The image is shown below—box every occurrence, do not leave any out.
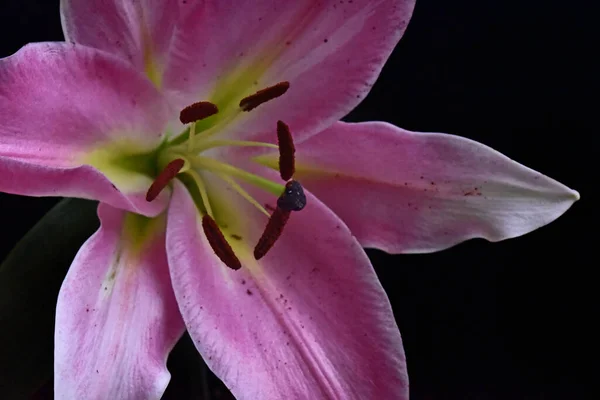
[185,169,214,218]
[190,155,284,196]
[146,159,185,202]
[215,173,270,217]
[254,181,307,260]
[277,180,306,211]
[191,139,279,153]
[239,81,290,112]
[202,215,242,270]
[253,207,291,260]
[277,120,295,181]
[180,101,219,124]
[188,122,196,151]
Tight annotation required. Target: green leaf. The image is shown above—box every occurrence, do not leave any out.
[0,198,99,399]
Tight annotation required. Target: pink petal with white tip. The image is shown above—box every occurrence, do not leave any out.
[0,42,173,215]
[54,203,184,400]
[256,121,580,253]
[166,180,408,400]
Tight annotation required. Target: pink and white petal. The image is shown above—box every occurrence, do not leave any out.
[163,0,415,142]
[256,121,580,254]
[0,159,168,217]
[60,0,180,86]
[0,42,173,215]
[55,203,184,400]
[167,180,408,400]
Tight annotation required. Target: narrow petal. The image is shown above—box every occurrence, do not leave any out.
[256,121,580,253]
[55,204,185,400]
[163,0,415,142]
[0,42,173,215]
[167,181,408,400]
[60,0,180,87]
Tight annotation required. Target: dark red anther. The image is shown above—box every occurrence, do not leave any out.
[253,207,291,260]
[202,215,242,271]
[239,81,290,112]
[179,101,219,124]
[277,120,295,181]
[146,159,185,202]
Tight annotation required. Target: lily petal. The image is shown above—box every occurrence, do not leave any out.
[55,203,184,400]
[60,0,180,87]
[163,0,415,142]
[167,180,408,400]
[256,121,579,253]
[0,42,173,216]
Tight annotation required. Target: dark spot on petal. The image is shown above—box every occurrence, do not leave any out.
[246,289,253,295]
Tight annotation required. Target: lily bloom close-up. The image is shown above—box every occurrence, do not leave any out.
[0,1,579,399]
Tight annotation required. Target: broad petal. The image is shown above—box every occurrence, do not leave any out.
[60,0,180,87]
[163,0,415,142]
[0,42,173,215]
[256,121,580,253]
[167,181,408,400]
[55,203,184,400]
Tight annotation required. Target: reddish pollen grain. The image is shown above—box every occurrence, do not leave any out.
[145,159,185,202]
[179,101,218,124]
[239,81,290,112]
[202,215,242,271]
[253,207,291,260]
[277,120,295,181]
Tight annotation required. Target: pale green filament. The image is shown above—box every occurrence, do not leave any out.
[191,139,278,153]
[215,172,270,217]
[185,169,213,218]
[187,122,197,152]
[156,151,191,173]
[158,126,284,221]
[189,156,284,196]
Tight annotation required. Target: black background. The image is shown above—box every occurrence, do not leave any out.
[0,1,594,399]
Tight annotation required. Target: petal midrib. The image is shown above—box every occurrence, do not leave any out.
[248,267,345,399]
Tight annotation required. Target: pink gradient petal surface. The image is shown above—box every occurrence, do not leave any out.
[268,121,580,253]
[54,203,184,400]
[163,0,415,142]
[0,42,172,215]
[167,180,408,400]
[60,0,180,83]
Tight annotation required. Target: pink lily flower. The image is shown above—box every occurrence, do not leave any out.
[0,0,579,399]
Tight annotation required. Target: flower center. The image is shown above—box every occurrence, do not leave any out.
[147,82,305,268]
